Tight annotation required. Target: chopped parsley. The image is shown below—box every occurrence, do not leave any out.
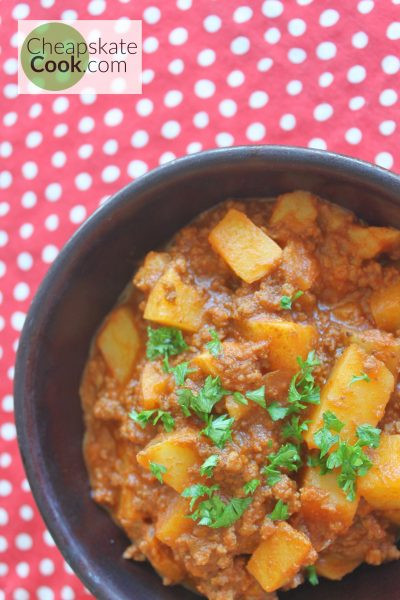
[243,479,261,495]
[146,326,187,371]
[201,413,234,449]
[232,391,248,406]
[356,424,381,448]
[268,499,289,521]
[182,484,252,528]
[280,290,304,310]
[262,443,302,486]
[169,361,196,386]
[306,565,319,586]
[245,385,266,409]
[129,409,175,432]
[149,462,167,484]
[282,416,309,442]
[182,483,219,510]
[206,328,222,358]
[267,401,290,421]
[200,455,219,478]
[349,372,371,386]
[177,375,229,420]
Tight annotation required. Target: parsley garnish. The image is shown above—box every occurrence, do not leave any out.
[349,372,371,386]
[356,424,381,448]
[200,455,219,478]
[232,391,248,405]
[181,483,219,509]
[280,290,304,310]
[170,361,196,386]
[313,411,344,456]
[306,565,319,586]
[129,409,175,432]
[182,484,252,528]
[282,416,309,442]
[201,414,234,448]
[206,328,222,358]
[268,499,289,521]
[243,479,261,495]
[262,443,302,486]
[267,401,290,421]
[245,385,266,409]
[177,375,229,420]
[149,462,167,483]
[146,326,187,371]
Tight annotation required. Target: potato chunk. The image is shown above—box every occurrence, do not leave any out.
[247,522,315,593]
[347,225,400,260]
[140,362,169,409]
[208,208,282,284]
[145,536,185,584]
[144,265,204,332]
[270,190,318,234]
[316,553,361,580]
[191,351,218,377]
[304,344,394,449]
[225,396,250,420]
[347,329,400,376]
[370,281,400,333]
[242,319,317,372]
[358,434,400,510]
[97,305,141,384]
[156,496,193,546]
[133,251,170,292]
[136,428,200,493]
[300,467,358,536]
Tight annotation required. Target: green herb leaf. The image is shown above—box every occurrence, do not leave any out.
[327,441,373,501]
[306,565,319,586]
[243,479,261,495]
[176,388,195,417]
[267,401,290,421]
[170,361,196,386]
[314,428,339,457]
[323,410,345,433]
[201,414,234,449]
[146,327,187,364]
[177,376,229,419]
[149,462,167,484]
[181,483,220,510]
[282,416,309,442]
[188,493,252,528]
[287,350,321,414]
[129,409,175,432]
[268,499,289,521]
[262,443,302,486]
[232,391,248,406]
[245,385,266,409]
[280,290,304,310]
[349,372,371,386]
[200,455,219,478]
[356,424,381,448]
[206,328,222,358]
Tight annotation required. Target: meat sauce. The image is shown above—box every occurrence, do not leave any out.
[81,191,400,599]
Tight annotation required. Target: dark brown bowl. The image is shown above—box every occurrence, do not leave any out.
[14,146,400,600]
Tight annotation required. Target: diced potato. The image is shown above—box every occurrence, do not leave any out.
[304,344,394,449]
[280,240,319,291]
[300,466,358,535]
[247,522,315,593]
[97,305,141,384]
[358,434,400,510]
[140,362,169,409]
[316,553,361,580]
[226,396,250,420]
[347,329,400,376]
[348,225,400,260]
[146,536,185,584]
[156,496,193,546]
[144,265,204,332]
[269,191,318,234]
[208,208,282,284]
[370,282,400,333]
[136,428,200,493]
[318,202,353,233]
[191,351,218,377]
[242,319,317,372]
[133,251,170,292]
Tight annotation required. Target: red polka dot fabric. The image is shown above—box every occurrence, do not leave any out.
[1,0,399,598]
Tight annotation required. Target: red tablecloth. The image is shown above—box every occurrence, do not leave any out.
[1,0,399,597]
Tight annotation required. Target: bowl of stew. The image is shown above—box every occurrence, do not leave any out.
[15,146,400,600]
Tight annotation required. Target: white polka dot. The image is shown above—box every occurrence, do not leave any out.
[78,144,93,159]
[288,48,307,64]
[0,142,12,158]
[51,151,66,168]
[280,114,296,131]
[43,530,55,547]
[80,92,96,105]
[88,0,106,15]
[379,88,398,106]
[143,6,161,24]
[64,562,74,575]
[52,97,69,114]
[0,202,10,216]
[136,98,154,116]
[347,65,366,83]
[53,123,68,137]
[69,205,87,224]
[297,0,313,4]
[0,563,8,576]
[130,131,149,150]
[2,395,13,412]
[141,69,154,85]
[44,214,59,231]
[0,535,7,552]
[375,152,394,170]
[15,533,32,551]
[4,83,17,99]
[37,587,54,600]
[230,35,250,55]
[246,123,266,142]
[186,142,202,154]
[264,28,281,44]
[197,48,216,67]
[1,422,16,440]
[0,508,8,525]
[0,231,7,248]
[78,116,95,134]
[257,58,273,72]
[352,31,369,48]
[193,111,209,128]
[345,127,363,145]
[381,55,400,75]
[12,3,30,18]
[159,152,176,165]
[169,27,188,45]
[0,454,11,468]
[249,91,269,108]
[227,70,245,86]
[75,173,92,191]
[319,8,340,27]
[127,160,148,178]
[316,41,337,60]
[20,505,34,521]
[379,120,396,136]
[7,366,14,381]
[219,99,237,117]
[3,112,17,127]
[358,0,374,13]
[288,18,306,36]
[22,479,30,492]
[233,6,253,23]
[387,22,400,40]
[15,562,30,578]
[215,132,234,147]
[319,72,334,87]
[11,312,26,332]
[286,80,303,95]
[61,9,77,18]
[161,120,181,139]
[104,108,123,127]
[262,0,283,17]
[177,0,191,8]
[29,103,42,118]
[42,245,59,264]
[194,79,216,98]
[17,252,33,271]
[349,96,365,110]
[101,165,120,183]
[164,90,183,107]
[25,131,42,148]
[21,192,36,209]
[0,172,12,189]
[39,559,55,576]
[0,262,5,278]
[45,183,62,202]
[314,103,333,121]
[168,59,184,75]
[3,58,18,75]
[13,283,29,303]
[203,15,222,33]
[143,36,159,53]
[19,223,34,239]
[13,588,29,600]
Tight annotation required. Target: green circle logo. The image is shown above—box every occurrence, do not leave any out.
[21,22,89,91]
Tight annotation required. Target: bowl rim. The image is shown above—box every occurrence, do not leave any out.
[14,145,400,598]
